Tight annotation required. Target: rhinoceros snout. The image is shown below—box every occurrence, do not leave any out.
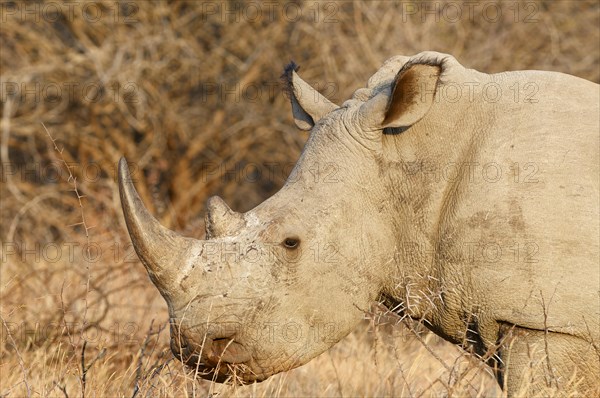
[205,338,252,366]
[169,325,257,383]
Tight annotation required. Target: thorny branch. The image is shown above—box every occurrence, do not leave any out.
[43,123,100,398]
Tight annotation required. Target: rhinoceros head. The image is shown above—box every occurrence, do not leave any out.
[119,54,444,383]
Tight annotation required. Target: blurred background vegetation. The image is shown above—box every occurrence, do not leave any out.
[1,1,598,396]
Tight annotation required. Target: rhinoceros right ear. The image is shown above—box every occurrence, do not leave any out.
[359,62,442,130]
[282,62,338,130]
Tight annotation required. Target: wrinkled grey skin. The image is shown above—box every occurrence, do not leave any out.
[119,52,599,395]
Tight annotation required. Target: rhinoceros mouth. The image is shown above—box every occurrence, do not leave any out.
[170,335,270,384]
[185,356,270,384]
[196,362,269,384]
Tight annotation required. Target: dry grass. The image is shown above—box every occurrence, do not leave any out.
[1,1,598,397]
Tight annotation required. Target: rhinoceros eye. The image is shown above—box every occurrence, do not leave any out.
[283,237,300,249]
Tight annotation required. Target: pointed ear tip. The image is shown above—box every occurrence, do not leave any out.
[281,61,300,82]
[284,60,300,73]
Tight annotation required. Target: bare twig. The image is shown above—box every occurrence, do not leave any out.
[81,341,87,398]
[53,380,69,398]
[132,319,167,398]
[80,340,106,398]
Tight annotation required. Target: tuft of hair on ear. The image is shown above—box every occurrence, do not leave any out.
[280,61,300,99]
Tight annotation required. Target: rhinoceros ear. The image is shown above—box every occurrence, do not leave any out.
[383,63,441,128]
[282,62,338,130]
[359,62,441,130]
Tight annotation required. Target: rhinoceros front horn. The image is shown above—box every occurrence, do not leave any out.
[118,158,201,297]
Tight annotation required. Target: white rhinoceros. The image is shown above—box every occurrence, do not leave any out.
[118,51,599,396]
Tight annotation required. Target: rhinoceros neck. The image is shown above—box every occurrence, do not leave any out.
[379,68,600,343]
[377,73,495,322]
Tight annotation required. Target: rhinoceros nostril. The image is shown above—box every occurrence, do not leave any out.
[206,338,252,366]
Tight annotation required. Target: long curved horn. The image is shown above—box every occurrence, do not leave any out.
[118,157,199,296]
